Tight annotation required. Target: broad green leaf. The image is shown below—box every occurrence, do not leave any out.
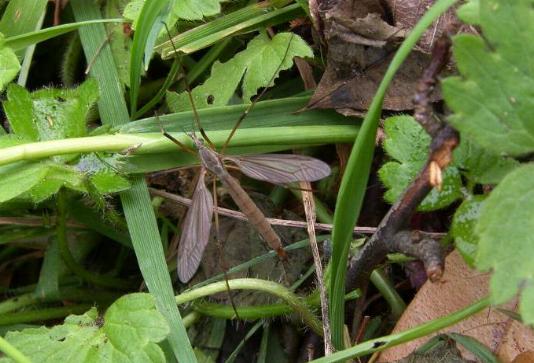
[442,0,534,156]
[453,140,519,184]
[0,134,31,148]
[4,79,99,141]
[476,164,534,324]
[456,0,480,24]
[90,171,131,194]
[3,19,123,52]
[167,32,313,111]
[0,33,20,91]
[173,0,224,20]
[0,161,48,203]
[124,0,223,24]
[451,196,485,266]
[26,163,85,203]
[0,293,169,363]
[104,0,132,87]
[378,116,462,211]
[2,84,36,139]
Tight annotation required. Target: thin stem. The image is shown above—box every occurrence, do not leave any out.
[370,269,406,320]
[0,125,358,166]
[310,297,491,363]
[0,287,119,315]
[175,278,323,335]
[0,304,94,325]
[152,188,406,236]
[193,289,360,321]
[0,336,31,363]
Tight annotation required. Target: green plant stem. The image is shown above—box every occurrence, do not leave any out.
[72,2,195,360]
[0,335,31,363]
[175,278,323,335]
[328,0,458,349]
[0,125,357,166]
[0,304,94,325]
[310,297,491,363]
[56,191,135,289]
[0,287,119,315]
[182,311,201,328]
[193,289,360,321]
[370,269,406,320]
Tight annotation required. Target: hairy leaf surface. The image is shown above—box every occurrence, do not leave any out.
[0,293,169,363]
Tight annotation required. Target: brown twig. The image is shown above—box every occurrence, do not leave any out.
[152,188,448,239]
[344,34,457,335]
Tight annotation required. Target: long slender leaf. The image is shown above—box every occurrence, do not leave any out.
[162,4,303,56]
[310,297,490,363]
[0,0,47,46]
[70,1,197,362]
[157,2,303,57]
[4,19,122,51]
[129,0,172,115]
[328,0,459,349]
[121,96,354,133]
[0,0,48,58]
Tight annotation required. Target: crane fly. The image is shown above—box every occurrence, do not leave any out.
[157,27,329,283]
[170,132,331,283]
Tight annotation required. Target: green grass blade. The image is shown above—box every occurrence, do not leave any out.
[4,19,122,51]
[70,1,197,362]
[158,3,303,57]
[310,297,490,363]
[0,0,48,56]
[121,96,354,133]
[129,0,170,115]
[328,0,458,349]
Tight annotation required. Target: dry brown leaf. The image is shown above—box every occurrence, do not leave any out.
[377,251,534,362]
[308,0,468,114]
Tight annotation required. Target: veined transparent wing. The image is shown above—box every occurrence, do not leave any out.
[177,170,213,283]
[224,154,331,184]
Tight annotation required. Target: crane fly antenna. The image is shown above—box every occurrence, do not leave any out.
[221,33,295,154]
[161,22,214,148]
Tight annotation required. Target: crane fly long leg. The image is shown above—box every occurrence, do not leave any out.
[223,154,331,184]
[177,169,213,283]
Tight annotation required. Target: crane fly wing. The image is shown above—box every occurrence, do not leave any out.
[177,170,213,283]
[224,154,331,184]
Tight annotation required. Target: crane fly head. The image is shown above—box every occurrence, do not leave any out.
[185,131,206,149]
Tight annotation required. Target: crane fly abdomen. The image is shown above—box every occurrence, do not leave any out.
[219,172,288,259]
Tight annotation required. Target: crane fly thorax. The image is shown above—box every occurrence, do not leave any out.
[198,146,225,175]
